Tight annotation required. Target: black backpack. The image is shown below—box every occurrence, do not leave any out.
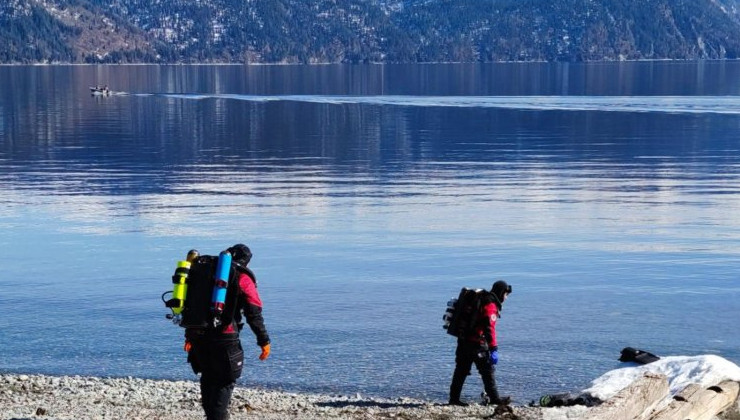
[178,255,240,330]
[443,287,485,338]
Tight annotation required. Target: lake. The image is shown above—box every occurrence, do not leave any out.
[1,62,740,404]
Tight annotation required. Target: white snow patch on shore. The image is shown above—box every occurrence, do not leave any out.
[584,354,740,401]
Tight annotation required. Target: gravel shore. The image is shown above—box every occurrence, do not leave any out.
[0,373,591,420]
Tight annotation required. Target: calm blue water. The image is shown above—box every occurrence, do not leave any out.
[1,62,740,404]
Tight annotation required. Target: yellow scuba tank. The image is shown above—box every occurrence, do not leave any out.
[166,249,199,315]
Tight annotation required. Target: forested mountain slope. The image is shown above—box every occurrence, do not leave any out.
[2,0,740,63]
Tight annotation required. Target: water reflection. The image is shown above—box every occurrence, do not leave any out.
[1,63,740,402]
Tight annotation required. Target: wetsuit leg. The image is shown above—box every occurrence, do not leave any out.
[200,375,216,418]
[473,352,500,402]
[450,342,474,402]
[195,336,242,420]
[200,374,235,420]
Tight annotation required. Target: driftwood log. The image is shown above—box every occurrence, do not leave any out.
[578,375,740,420]
[581,373,669,420]
[648,380,740,420]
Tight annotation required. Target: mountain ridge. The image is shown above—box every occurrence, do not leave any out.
[2,0,740,64]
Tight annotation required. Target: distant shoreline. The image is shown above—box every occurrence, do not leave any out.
[2,58,740,67]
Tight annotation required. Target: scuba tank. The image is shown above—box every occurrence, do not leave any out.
[211,250,232,327]
[164,250,199,322]
[442,297,457,331]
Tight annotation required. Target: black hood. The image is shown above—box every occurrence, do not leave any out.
[228,243,252,267]
[490,280,511,310]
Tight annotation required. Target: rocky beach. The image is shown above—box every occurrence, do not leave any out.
[3,359,740,420]
[0,373,589,420]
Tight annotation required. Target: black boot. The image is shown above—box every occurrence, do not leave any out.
[489,395,512,406]
[448,399,469,406]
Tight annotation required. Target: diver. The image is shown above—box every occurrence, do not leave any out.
[185,244,270,420]
[449,280,512,406]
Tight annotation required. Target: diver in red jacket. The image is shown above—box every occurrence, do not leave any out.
[449,280,512,406]
[187,244,270,420]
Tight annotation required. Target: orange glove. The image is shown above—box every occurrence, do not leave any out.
[259,343,271,360]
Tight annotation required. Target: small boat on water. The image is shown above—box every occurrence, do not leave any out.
[89,85,111,95]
